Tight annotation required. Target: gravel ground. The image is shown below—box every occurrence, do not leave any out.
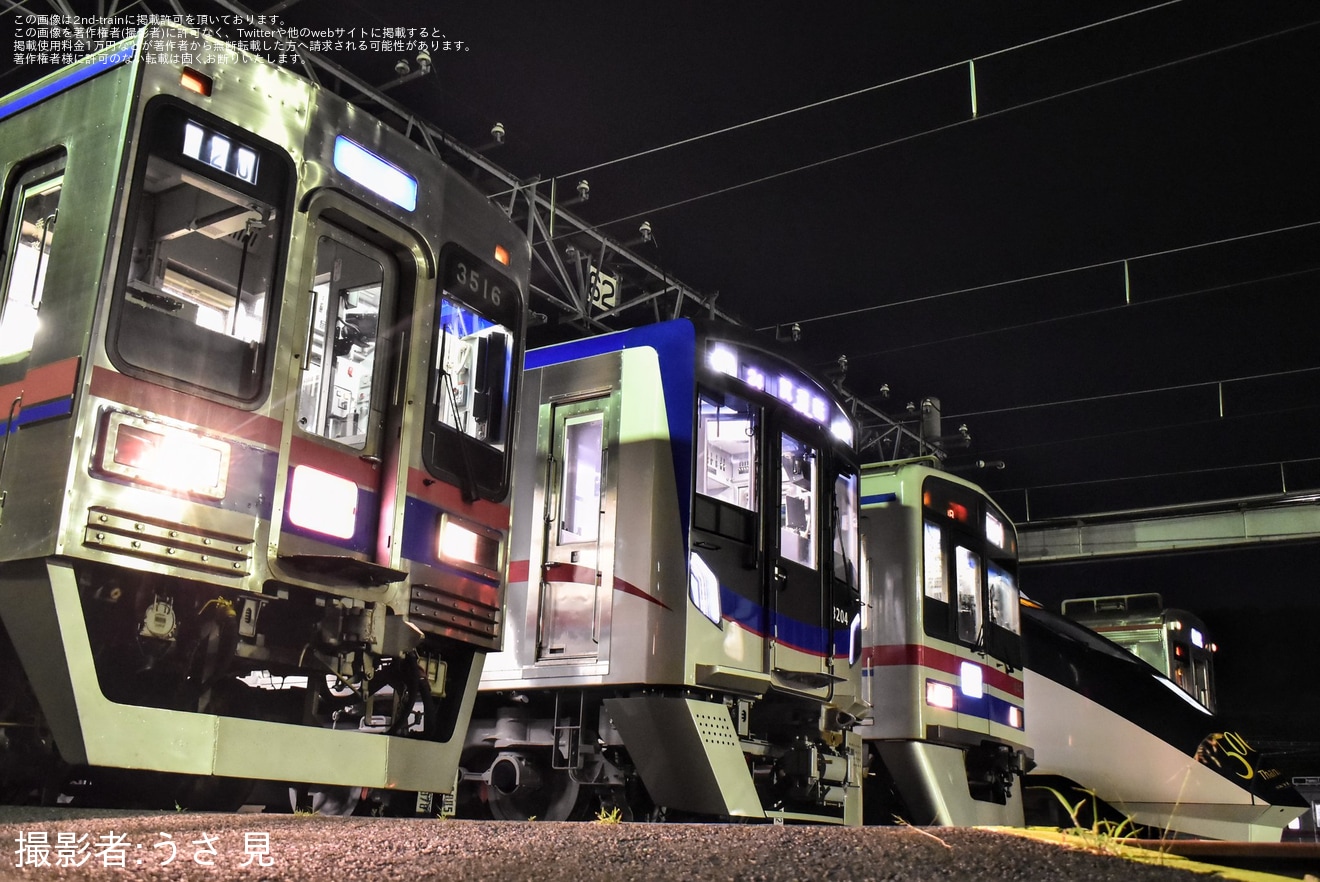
[0,808,1238,882]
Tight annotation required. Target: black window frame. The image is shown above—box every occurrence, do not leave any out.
[421,243,524,502]
[920,475,1024,669]
[0,150,65,375]
[106,97,294,407]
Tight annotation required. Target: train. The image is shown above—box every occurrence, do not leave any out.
[1060,592,1217,711]
[457,318,868,824]
[0,23,529,811]
[850,459,1304,839]
[0,25,1304,837]
[453,331,1303,835]
[854,458,1031,827]
[1022,599,1304,841]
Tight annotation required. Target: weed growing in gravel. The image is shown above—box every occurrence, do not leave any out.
[1030,785,1141,857]
[595,806,624,825]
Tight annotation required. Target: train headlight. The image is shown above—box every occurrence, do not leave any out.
[925,679,956,710]
[707,345,737,378]
[848,612,862,666]
[959,660,984,699]
[689,552,722,626]
[1008,705,1024,730]
[287,465,358,539]
[100,412,230,500]
[438,515,502,578]
[830,417,853,446]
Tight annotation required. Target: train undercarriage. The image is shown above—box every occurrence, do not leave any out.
[0,560,467,814]
[459,688,861,824]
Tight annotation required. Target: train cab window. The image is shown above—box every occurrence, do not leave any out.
[834,470,862,663]
[923,522,947,602]
[833,471,859,587]
[423,246,521,501]
[696,393,757,512]
[0,155,63,364]
[987,563,1020,635]
[433,296,513,448]
[954,545,983,644]
[111,102,289,403]
[780,433,817,569]
[297,234,389,450]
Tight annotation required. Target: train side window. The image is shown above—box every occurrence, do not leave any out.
[779,433,817,569]
[0,155,64,364]
[696,393,758,512]
[296,234,389,450]
[110,102,290,403]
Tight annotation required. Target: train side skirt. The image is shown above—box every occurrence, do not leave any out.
[603,695,765,819]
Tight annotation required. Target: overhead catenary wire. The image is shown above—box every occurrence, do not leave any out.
[837,266,1320,364]
[583,17,1320,235]
[773,219,1320,331]
[953,365,1320,422]
[551,0,1188,183]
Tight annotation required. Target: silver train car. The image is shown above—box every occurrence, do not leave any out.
[1022,600,1306,841]
[459,318,868,824]
[0,25,528,809]
[854,459,1032,826]
[1060,592,1217,712]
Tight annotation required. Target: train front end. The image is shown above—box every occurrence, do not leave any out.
[464,319,867,823]
[0,25,528,810]
[856,461,1032,826]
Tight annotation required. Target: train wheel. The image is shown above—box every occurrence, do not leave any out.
[289,784,362,816]
[484,755,591,821]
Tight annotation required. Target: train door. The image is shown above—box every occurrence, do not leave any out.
[536,395,612,663]
[769,426,830,689]
[279,217,403,581]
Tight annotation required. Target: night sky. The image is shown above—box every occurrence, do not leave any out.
[3,1,1318,763]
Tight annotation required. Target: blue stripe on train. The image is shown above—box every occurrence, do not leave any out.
[862,666,1023,727]
[721,583,835,657]
[0,397,72,436]
[0,45,136,122]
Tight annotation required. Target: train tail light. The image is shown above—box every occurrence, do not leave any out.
[438,516,502,577]
[101,413,230,499]
[288,465,358,539]
[180,67,213,96]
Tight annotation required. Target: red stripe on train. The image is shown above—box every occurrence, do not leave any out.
[507,559,671,611]
[862,643,1024,698]
[0,356,80,410]
[89,366,282,448]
